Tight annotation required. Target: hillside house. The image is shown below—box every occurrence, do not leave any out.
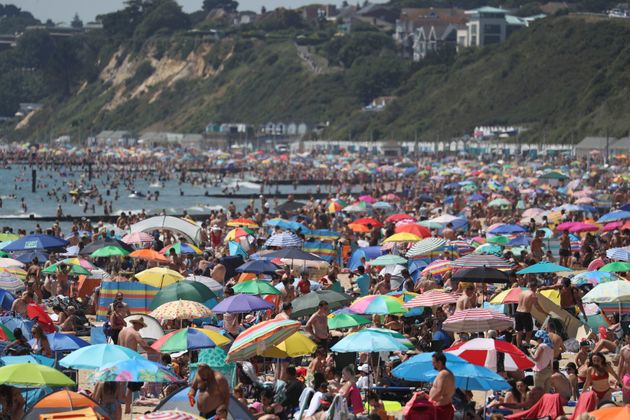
[575,136,616,158]
[456,7,543,49]
[302,4,337,20]
[364,96,397,111]
[611,136,630,154]
[89,130,134,146]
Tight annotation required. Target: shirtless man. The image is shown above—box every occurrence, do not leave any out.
[531,231,544,261]
[541,278,587,321]
[429,351,455,420]
[617,334,630,403]
[189,364,230,419]
[306,301,329,347]
[455,285,476,312]
[546,324,565,360]
[550,361,573,403]
[11,291,33,317]
[515,279,548,347]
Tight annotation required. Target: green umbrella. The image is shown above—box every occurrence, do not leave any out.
[488,198,511,207]
[368,254,408,266]
[90,246,130,258]
[599,262,630,273]
[327,313,371,330]
[233,280,281,296]
[487,235,509,245]
[42,262,91,276]
[291,290,352,318]
[149,280,216,310]
[0,251,8,258]
[0,363,75,386]
[419,220,443,229]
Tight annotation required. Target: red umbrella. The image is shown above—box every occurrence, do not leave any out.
[26,303,56,333]
[403,290,458,308]
[385,213,415,223]
[395,223,431,238]
[353,217,382,227]
[446,338,534,372]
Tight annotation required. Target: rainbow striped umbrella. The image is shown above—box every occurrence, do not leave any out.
[571,271,623,286]
[349,295,407,315]
[446,240,474,256]
[62,257,96,271]
[151,328,231,352]
[421,259,453,276]
[227,319,301,361]
[160,242,203,255]
[0,272,25,293]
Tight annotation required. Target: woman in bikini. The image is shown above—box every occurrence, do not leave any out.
[583,352,620,401]
[30,324,52,357]
[92,381,123,420]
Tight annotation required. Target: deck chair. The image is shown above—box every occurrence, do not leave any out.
[325,395,349,420]
[506,394,564,420]
[296,387,315,420]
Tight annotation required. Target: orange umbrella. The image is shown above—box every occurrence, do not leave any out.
[129,249,169,263]
[32,389,100,409]
[589,406,630,420]
[348,223,370,233]
[395,223,431,238]
[354,217,382,227]
[227,218,259,228]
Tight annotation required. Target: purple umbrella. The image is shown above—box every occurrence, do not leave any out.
[211,294,274,314]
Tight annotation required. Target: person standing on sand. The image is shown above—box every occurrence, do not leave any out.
[429,351,455,420]
[188,363,230,419]
[515,279,548,347]
[617,334,630,403]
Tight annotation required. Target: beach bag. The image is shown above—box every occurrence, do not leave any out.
[403,392,436,420]
[102,320,112,338]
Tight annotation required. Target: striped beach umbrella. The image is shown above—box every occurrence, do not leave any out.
[404,290,458,308]
[442,308,514,333]
[368,254,408,266]
[421,259,453,276]
[225,227,254,242]
[607,247,630,262]
[137,411,204,420]
[227,218,259,228]
[406,238,446,258]
[149,300,213,321]
[160,242,203,256]
[349,295,407,315]
[227,319,301,361]
[264,232,303,248]
[446,338,534,372]
[0,272,24,293]
[452,254,513,269]
[446,240,475,256]
[151,327,231,353]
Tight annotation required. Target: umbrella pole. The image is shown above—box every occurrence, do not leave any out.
[483,390,488,419]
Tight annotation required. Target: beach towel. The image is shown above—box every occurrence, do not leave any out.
[569,391,597,420]
[96,281,159,321]
[506,394,564,420]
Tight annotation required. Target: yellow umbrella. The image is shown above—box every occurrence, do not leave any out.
[135,267,184,288]
[382,232,422,243]
[262,332,317,358]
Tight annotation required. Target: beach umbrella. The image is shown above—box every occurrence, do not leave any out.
[446,338,535,372]
[186,275,224,296]
[442,308,514,332]
[344,202,373,213]
[227,319,301,361]
[473,243,503,256]
[348,223,370,233]
[3,235,69,252]
[597,210,630,223]
[583,280,630,304]
[489,287,526,304]
[418,220,443,229]
[588,406,630,420]
[0,354,55,367]
[23,390,109,420]
[487,224,527,234]
[59,344,145,369]
[404,290,458,308]
[262,248,325,263]
[36,333,89,352]
[452,266,509,283]
[61,258,96,271]
[262,332,317,358]
[129,249,169,263]
[486,235,509,245]
[136,267,184,288]
[136,411,204,420]
[160,242,203,256]
[211,294,273,314]
[406,238,447,258]
[363,327,414,349]
[121,231,154,244]
[0,233,19,241]
[359,194,376,203]
[606,247,630,262]
[385,214,415,223]
[420,259,453,276]
[14,251,49,264]
[26,304,55,333]
[92,358,181,383]
[265,219,308,233]
[446,240,475,255]
[90,246,130,258]
[599,262,630,273]
[354,217,382,227]
[0,316,33,339]
[508,235,531,246]
[0,363,75,386]
[0,324,15,341]
[0,288,15,311]
[516,261,572,274]
[569,223,600,233]
[488,198,511,207]
[0,272,25,293]
[290,290,351,318]
[276,200,306,213]
[368,254,408,266]
[0,257,24,268]
[235,260,280,275]
[349,295,407,315]
[382,233,421,243]
[149,300,213,321]
[149,281,216,310]
[395,224,431,238]
[42,261,92,276]
[304,229,341,240]
[392,352,509,391]
[452,254,513,269]
[224,227,254,242]
[151,328,231,353]
[227,218,259,228]
[264,232,303,248]
[571,271,623,286]
[327,313,371,330]
[331,329,410,353]
[233,280,281,296]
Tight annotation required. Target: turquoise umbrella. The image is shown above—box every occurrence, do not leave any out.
[368,254,407,266]
[59,344,145,369]
[517,261,572,274]
[331,329,410,353]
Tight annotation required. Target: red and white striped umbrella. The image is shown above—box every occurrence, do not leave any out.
[452,254,513,269]
[420,259,453,276]
[446,338,534,372]
[403,290,458,308]
[442,308,514,333]
[137,411,203,420]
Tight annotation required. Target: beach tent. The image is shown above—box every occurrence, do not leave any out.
[38,407,104,420]
[123,314,164,341]
[96,281,159,321]
[129,216,202,245]
[155,386,253,420]
[23,390,108,420]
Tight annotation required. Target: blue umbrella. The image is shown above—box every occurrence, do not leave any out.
[33,333,89,352]
[0,316,33,339]
[211,294,274,314]
[235,260,281,275]
[331,329,410,353]
[59,344,144,369]
[0,289,15,311]
[264,232,303,248]
[516,261,571,274]
[392,352,510,391]
[488,224,527,234]
[3,234,69,252]
[597,210,630,223]
[621,202,630,212]
[0,355,55,367]
[607,248,630,262]
[13,251,49,264]
[508,236,531,247]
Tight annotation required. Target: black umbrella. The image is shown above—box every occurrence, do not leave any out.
[452,266,510,283]
[276,201,306,213]
[79,237,134,256]
[262,248,325,262]
[291,290,352,318]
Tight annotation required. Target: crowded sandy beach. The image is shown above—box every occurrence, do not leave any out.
[0,145,629,420]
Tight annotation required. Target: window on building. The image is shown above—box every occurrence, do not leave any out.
[471,35,477,45]
[484,34,501,44]
[470,24,477,35]
[484,24,502,34]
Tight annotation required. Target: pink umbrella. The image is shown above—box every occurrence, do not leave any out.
[603,221,622,232]
[403,290,458,308]
[358,195,376,204]
[522,208,545,218]
[556,221,578,231]
[442,308,514,333]
[122,232,155,244]
[381,193,400,202]
[569,223,599,233]
[575,197,594,204]
[587,258,605,271]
